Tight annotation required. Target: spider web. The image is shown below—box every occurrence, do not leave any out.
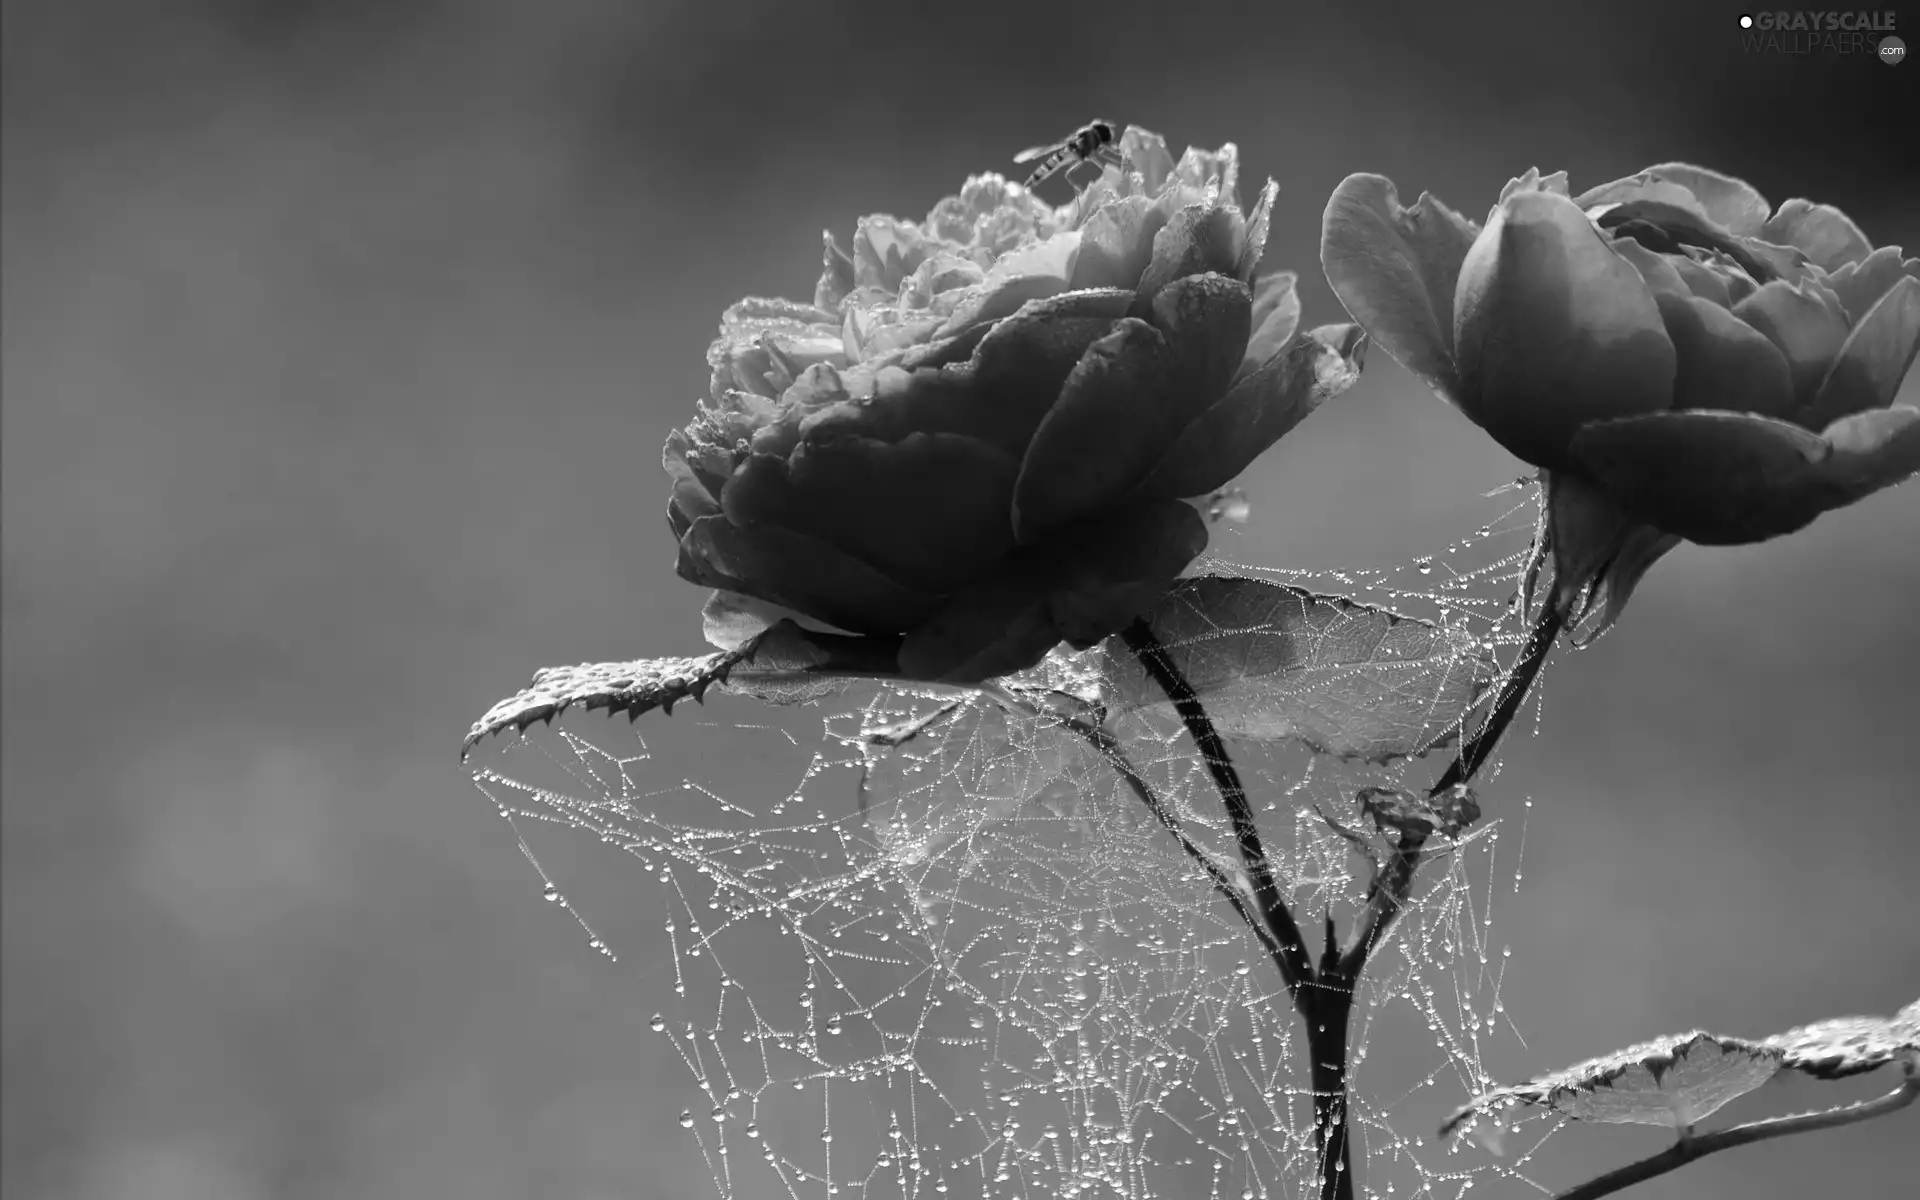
[467,483,1572,1199]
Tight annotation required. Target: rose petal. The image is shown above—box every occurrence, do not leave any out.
[851,214,936,292]
[1133,324,1366,500]
[1652,291,1798,420]
[1237,178,1279,283]
[721,433,1020,593]
[1733,279,1852,406]
[1609,237,1692,301]
[1453,189,1676,468]
[1118,126,1176,195]
[1147,271,1252,408]
[663,427,724,526]
[679,514,944,633]
[802,289,1132,456]
[1240,270,1301,374]
[816,229,857,310]
[1818,406,1920,493]
[1569,408,1919,545]
[1762,199,1873,271]
[1499,168,1570,203]
[1132,204,1244,315]
[898,501,1207,682]
[1822,245,1920,327]
[1802,275,1920,429]
[1012,317,1182,541]
[1070,194,1166,291]
[1319,173,1480,402]
[1668,254,1735,307]
[1577,164,1771,238]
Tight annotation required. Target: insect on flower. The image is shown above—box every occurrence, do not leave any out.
[1013,119,1125,190]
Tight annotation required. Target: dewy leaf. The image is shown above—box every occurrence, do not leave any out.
[460,621,884,759]
[1094,576,1498,763]
[1439,1032,1785,1143]
[1440,997,1920,1144]
[1762,998,1920,1081]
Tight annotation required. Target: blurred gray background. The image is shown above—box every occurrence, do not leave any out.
[5,1,1917,1197]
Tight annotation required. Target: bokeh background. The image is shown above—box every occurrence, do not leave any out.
[5,1,1917,1197]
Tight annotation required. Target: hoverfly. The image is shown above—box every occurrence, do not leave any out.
[1012,119,1125,190]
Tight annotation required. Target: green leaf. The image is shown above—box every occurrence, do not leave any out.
[1440,997,1920,1147]
[1096,576,1499,763]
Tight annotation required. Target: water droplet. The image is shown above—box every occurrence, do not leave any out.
[745,1123,760,1139]
[678,1110,695,1129]
[826,1015,843,1035]
[542,885,561,903]
[710,1105,726,1123]
[1416,557,1434,575]
[649,1013,665,1032]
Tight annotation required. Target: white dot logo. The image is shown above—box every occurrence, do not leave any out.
[1739,14,1754,28]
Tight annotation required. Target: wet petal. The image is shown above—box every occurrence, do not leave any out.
[816,229,857,310]
[721,433,1020,593]
[1071,194,1166,290]
[1133,324,1366,500]
[1822,245,1920,326]
[1453,189,1676,468]
[802,289,1132,456]
[1569,409,1918,545]
[1319,173,1480,402]
[1132,204,1244,314]
[1762,199,1873,271]
[1652,291,1798,420]
[1578,164,1771,238]
[663,427,724,525]
[680,514,944,633]
[1240,270,1301,374]
[1237,179,1279,283]
[1146,271,1252,408]
[899,501,1207,682]
[1013,317,1183,541]
[1802,276,1920,429]
[1733,279,1852,406]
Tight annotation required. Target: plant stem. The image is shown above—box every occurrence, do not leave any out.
[1551,1067,1919,1200]
[1120,621,1314,993]
[1121,619,1352,1200]
[1430,604,1564,797]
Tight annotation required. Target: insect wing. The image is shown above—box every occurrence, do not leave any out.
[1012,140,1066,165]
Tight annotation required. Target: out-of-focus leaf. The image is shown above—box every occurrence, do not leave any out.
[460,621,869,758]
[1440,996,1920,1147]
[1096,576,1498,763]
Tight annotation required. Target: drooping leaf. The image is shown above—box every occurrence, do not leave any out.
[459,621,888,759]
[1439,1032,1784,1145]
[1440,997,1920,1147]
[1095,576,1498,763]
